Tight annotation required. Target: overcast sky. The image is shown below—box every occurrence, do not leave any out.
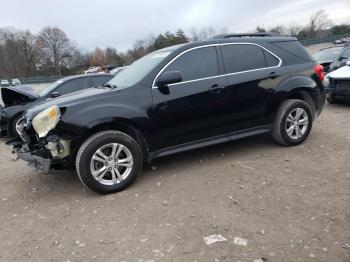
[1,0,349,52]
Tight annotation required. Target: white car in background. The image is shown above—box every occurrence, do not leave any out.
[325,60,350,103]
[1,80,10,87]
[84,67,100,74]
[11,78,21,86]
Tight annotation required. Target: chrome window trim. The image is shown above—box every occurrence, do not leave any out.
[152,42,282,88]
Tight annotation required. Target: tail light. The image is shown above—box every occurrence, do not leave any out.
[314,64,324,82]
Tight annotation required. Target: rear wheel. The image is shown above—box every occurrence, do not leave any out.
[76,130,143,194]
[272,99,313,146]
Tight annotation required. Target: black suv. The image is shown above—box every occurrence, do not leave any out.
[11,33,325,194]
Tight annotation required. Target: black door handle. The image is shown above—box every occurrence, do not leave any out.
[208,84,224,93]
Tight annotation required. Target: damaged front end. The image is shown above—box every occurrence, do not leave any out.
[10,105,73,173]
[0,85,39,137]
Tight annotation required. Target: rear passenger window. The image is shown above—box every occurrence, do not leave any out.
[164,47,219,82]
[264,50,279,67]
[221,45,266,73]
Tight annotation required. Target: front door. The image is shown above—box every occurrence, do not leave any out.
[151,46,229,149]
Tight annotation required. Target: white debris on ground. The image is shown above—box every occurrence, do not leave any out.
[203,234,227,245]
[233,237,248,247]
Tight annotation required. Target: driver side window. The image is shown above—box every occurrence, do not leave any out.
[163,47,219,82]
[54,78,90,96]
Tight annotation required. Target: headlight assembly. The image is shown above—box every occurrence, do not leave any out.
[32,105,60,138]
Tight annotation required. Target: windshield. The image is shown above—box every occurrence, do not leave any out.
[107,51,172,89]
[39,79,64,96]
[313,48,342,61]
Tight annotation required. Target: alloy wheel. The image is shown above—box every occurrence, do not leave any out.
[285,108,309,140]
[90,143,133,186]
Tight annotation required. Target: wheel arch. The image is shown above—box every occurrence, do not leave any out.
[275,75,321,120]
[283,88,317,119]
[73,118,152,163]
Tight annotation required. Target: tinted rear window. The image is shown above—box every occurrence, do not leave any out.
[272,41,312,61]
[221,44,266,73]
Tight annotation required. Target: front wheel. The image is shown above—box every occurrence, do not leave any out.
[76,130,143,194]
[272,99,313,146]
[10,115,24,138]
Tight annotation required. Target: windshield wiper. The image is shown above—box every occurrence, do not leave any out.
[103,83,118,89]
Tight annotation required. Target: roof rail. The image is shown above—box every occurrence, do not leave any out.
[211,32,281,39]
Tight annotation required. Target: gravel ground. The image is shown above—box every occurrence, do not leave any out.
[0,102,349,262]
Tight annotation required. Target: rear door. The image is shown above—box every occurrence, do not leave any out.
[151,46,229,149]
[220,43,286,132]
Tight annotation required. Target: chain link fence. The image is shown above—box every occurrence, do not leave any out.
[18,75,64,85]
[300,34,350,46]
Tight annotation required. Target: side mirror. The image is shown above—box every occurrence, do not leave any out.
[339,56,347,61]
[49,92,60,98]
[156,71,182,87]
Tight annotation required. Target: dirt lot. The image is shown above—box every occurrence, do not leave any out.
[0,102,349,262]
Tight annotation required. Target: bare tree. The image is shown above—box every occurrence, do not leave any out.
[255,25,266,33]
[308,10,333,37]
[90,47,107,66]
[188,26,217,42]
[18,30,39,77]
[269,25,287,35]
[286,25,302,37]
[37,26,72,75]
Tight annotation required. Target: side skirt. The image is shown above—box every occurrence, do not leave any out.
[149,125,272,160]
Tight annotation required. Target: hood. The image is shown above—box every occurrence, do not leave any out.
[1,85,39,106]
[327,65,350,80]
[24,87,115,119]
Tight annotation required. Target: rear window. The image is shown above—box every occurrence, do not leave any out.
[221,44,266,74]
[272,41,312,61]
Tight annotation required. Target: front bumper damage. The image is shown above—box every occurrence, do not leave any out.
[9,129,72,173]
[16,148,52,173]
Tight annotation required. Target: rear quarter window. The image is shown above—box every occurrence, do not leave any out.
[272,41,312,61]
[264,50,280,67]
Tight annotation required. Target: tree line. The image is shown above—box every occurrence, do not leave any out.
[0,9,349,79]
[255,10,349,39]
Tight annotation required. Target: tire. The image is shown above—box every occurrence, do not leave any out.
[272,99,313,146]
[75,130,143,194]
[10,115,24,138]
